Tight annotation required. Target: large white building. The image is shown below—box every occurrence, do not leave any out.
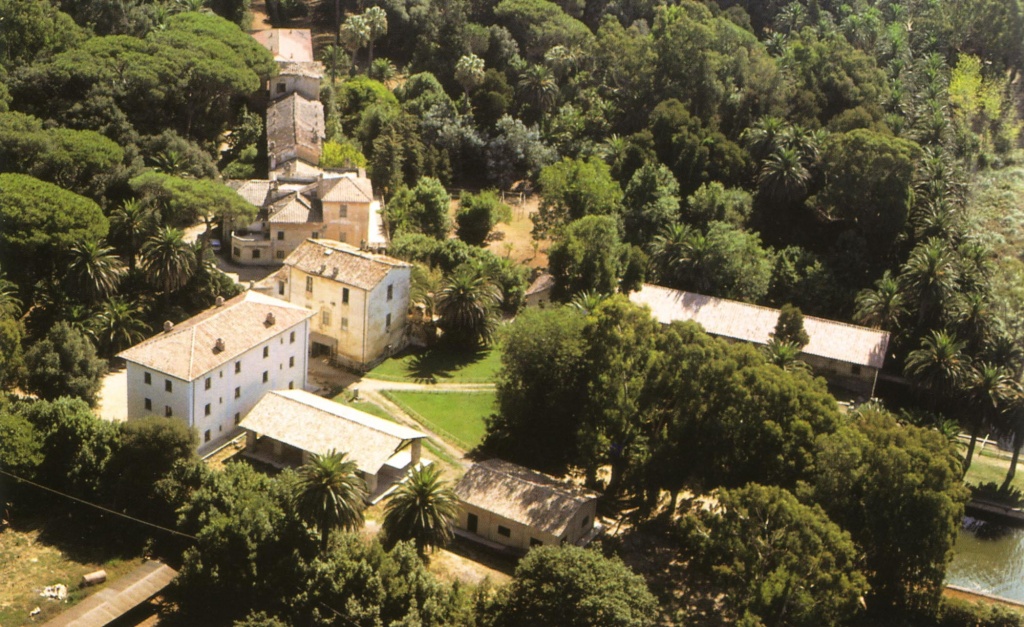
[117,291,315,454]
[274,238,411,371]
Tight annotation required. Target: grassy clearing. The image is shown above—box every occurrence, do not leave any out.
[963,445,1024,496]
[367,345,502,384]
[382,391,495,451]
[0,518,144,625]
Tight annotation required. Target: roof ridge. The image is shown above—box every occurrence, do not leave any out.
[276,390,424,440]
[482,461,587,502]
[188,327,198,380]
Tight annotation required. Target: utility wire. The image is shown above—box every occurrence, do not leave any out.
[0,468,197,541]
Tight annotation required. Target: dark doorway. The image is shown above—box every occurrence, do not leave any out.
[467,513,478,533]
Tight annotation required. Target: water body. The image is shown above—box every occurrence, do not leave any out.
[946,516,1024,602]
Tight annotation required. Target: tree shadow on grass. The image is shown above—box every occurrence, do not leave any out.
[13,506,144,569]
[403,346,491,383]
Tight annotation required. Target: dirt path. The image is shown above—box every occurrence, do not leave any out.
[360,388,472,469]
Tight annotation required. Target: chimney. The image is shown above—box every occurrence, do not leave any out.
[215,296,225,307]
[214,338,225,352]
[163,321,174,333]
[266,312,276,325]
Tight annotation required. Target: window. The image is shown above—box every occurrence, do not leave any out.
[252,249,260,259]
[234,412,241,424]
[289,356,295,368]
[204,403,211,416]
[385,313,392,331]
[321,310,331,326]
[144,372,152,385]
[262,371,269,383]
[305,276,313,292]
[339,204,348,218]
[497,525,511,538]
[467,513,478,533]
[278,281,285,295]
[276,250,285,259]
[204,429,211,442]
[234,386,240,399]
[342,287,349,305]
[530,538,543,547]
[263,346,269,358]
[288,381,294,389]
[339,232,347,243]
[311,231,320,239]
[277,231,285,241]
[852,364,862,375]
[233,246,240,257]
[205,377,211,390]
[581,515,590,529]
[165,379,173,393]
[275,82,285,94]
[165,406,173,417]
[387,284,393,301]
[144,398,152,411]
[341,317,349,331]
[235,361,241,374]
[290,331,296,343]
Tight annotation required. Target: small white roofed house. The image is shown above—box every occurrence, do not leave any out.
[238,389,427,501]
[117,291,314,455]
[453,459,601,554]
[629,283,890,397]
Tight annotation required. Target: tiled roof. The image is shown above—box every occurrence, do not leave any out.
[267,93,324,162]
[284,239,409,290]
[117,291,314,381]
[228,179,274,207]
[319,174,374,203]
[268,191,319,224]
[630,284,890,369]
[454,460,598,537]
[251,29,314,63]
[239,390,425,474]
[278,60,324,79]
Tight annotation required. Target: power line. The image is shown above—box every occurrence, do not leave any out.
[0,468,197,541]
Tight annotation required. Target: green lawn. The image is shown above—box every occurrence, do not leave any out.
[382,391,495,450]
[367,345,502,384]
[963,445,1024,500]
[330,394,461,467]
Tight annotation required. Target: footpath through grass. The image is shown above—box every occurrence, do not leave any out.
[382,391,495,451]
[368,345,502,384]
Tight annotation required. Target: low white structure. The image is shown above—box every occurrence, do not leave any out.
[239,390,426,500]
[630,284,890,397]
[276,239,411,370]
[117,292,314,454]
[454,459,601,554]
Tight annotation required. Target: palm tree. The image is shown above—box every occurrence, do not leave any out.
[762,338,810,373]
[648,223,713,293]
[321,44,347,83]
[435,265,502,347]
[899,238,958,331]
[295,450,367,553]
[65,240,126,304]
[569,290,607,315]
[363,6,388,67]
[517,65,559,117]
[741,116,787,162]
[339,14,370,71]
[904,331,972,471]
[381,464,458,556]
[91,298,150,356]
[109,199,158,271]
[141,227,198,300]
[965,362,1021,475]
[455,53,486,102]
[853,270,906,331]
[758,147,811,203]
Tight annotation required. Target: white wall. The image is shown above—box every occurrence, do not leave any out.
[125,318,310,455]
